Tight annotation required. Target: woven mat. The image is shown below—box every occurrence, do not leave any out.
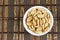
[0,0,60,40]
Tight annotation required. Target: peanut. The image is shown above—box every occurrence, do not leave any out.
[26,8,50,34]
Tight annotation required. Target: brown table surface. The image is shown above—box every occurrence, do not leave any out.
[0,0,60,40]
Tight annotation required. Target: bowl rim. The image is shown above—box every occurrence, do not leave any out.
[23,6,54,36]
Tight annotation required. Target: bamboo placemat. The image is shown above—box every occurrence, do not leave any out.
[0,0,60,40]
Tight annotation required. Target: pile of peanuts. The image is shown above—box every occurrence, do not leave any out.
[26,8,51,34]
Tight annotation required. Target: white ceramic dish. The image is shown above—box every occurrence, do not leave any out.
[23,6,53,36]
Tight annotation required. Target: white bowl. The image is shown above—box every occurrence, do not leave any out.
[23,6,53,36]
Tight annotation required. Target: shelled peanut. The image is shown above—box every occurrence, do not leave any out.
[26,8,50,34]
